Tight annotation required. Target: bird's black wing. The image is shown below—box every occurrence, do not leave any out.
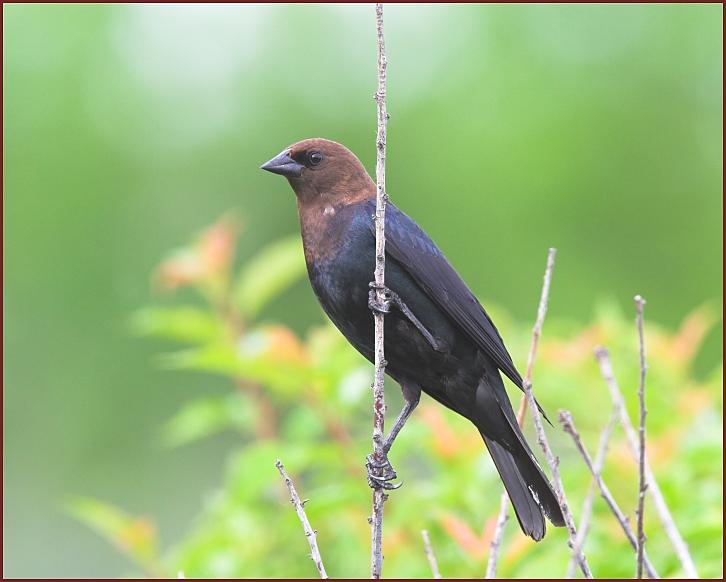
[375,202,524,387]
[377,203,552,422]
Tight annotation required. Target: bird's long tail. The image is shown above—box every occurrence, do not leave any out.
[481,433,564,541]
[471,369,565,541]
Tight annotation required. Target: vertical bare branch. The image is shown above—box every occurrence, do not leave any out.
[421,530,442,579]
[558,412,659,579]
[370,3,389,579]
[634,295,648,578]
[486,249,563,577]
[593,347,697,577]
[566,411,617,578]
[275,460,328,579]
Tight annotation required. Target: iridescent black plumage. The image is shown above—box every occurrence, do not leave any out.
[262,138,565,540]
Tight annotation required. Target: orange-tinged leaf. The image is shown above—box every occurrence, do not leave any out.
[439,512,495,560]
[677,386,714,417]
[420,405,460,459]
[667,304,720,365]
[419,405,479,459]
[154,214,239,291]
[610,440,637,472]
[199,214,238,275]
[385,526,408,554]
[155,249,204,290]
[65,497,160,571]
[647,428,683,468]
[500,530,536,569]
[541,324,606,367]
[117,516,157,555]
[239,324,309,365]
[440,513,486,559]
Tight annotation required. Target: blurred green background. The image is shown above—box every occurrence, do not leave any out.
[4,3,722,578]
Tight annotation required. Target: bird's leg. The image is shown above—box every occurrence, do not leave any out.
[366,384,421,490]
[368,282,445,353]
[383,387,420,453]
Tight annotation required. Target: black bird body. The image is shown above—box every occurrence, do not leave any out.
[262,138,565,540]
[306,200,487,416]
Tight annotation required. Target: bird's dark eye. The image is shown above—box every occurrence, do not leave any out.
[308,151,323,166]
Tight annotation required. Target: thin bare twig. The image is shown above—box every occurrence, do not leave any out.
[594,348,698,578]
[421,530,442,579]
[558,412,659,579]
[486,249,571,577]
[517,249,593,578]
[485,491,511,578]
[634,295,648,578]
[524,250,557,383]
[275,460,328,579]
[566,411,617,578]
[370,4,389,579]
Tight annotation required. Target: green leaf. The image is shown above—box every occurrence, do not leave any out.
[65,497,160,573]
[233,236,306,319]
[162,393,254,447]
[158,341,313,395]
[131,306,223,344]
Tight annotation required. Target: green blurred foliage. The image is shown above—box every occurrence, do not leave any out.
[4,3,722,578]
[66,497,163,577]
[70,220,721,578]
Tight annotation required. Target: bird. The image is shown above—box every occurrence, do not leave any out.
[261,138,565,540]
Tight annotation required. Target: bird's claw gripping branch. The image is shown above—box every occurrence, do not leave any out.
[368,282,392,314]
[366,453,402,490]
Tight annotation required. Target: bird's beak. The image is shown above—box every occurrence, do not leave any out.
[260,149,305,178]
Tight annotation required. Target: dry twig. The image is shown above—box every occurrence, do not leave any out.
[486,249,577,577]
[634,295,648,579]
[421,530,442,579]
[515,249,593,578]
[370,3,389,579]
[485,491,511,578]
[558,412,659,578]
[566,411,617,578]
[593,348,697,577]
[275,460,328,579]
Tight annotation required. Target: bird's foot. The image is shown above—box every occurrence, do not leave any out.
[366,453,402,490]
[368,282,392,314]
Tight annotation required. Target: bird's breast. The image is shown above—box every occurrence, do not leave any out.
[305,226,375,329]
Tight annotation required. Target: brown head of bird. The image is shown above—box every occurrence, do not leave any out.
[261,138,375,207]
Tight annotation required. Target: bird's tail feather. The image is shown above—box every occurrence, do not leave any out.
[471,367,565,539]
[483,436,546,540]
[481,431,565,541]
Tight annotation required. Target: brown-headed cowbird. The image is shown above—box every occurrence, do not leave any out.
[261,138,565,540]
